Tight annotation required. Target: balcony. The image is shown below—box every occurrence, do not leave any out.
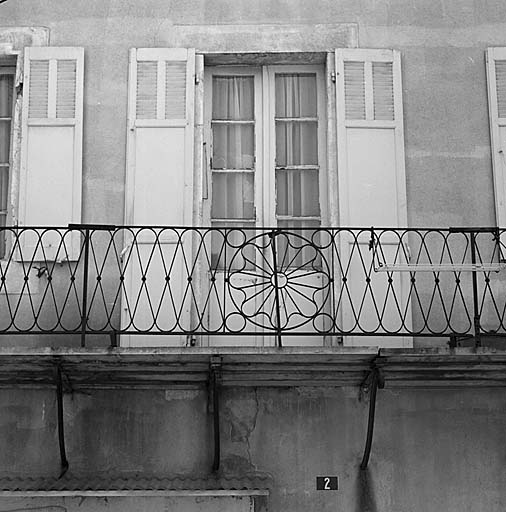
[1,225,506,475]
[0,225,504,347]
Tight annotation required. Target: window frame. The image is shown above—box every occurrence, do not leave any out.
[204,65,264,228]
[0,61,17,259]
[265,64,327,228]
[203,62,328,230]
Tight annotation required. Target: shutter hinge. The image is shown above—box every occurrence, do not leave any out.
[195,74,201,85]
[330,71,337,83]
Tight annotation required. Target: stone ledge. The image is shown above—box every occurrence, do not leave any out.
[0,346,504,388]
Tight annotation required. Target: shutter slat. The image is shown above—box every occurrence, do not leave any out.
[56,60,77,118]
[373,61,395,121]
[28,60,49,118]
[136,61,157,119]
[344,61,366,120]
[495,60,506,119]
[165,61,186,119]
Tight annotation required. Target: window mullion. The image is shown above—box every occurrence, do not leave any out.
[262,66,275,226]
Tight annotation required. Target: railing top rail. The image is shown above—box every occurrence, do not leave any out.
[0,225,504,233]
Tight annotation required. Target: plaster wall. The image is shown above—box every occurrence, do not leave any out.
[0,386,504,511]
[0,0,502,227]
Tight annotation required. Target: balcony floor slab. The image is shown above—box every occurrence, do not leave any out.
[0,346,504,388]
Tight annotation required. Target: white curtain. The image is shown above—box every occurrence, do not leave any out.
[275,74,319,219]
[212,76,255,221]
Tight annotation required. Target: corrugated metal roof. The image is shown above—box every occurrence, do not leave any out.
[0,474,272,493]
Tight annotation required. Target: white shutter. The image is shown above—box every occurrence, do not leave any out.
[122,48,195,347]
[486,48,506,229]
[19,47,84,261]
[125,48,195,226]
[335,49,411,347]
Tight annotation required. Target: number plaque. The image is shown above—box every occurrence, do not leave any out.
[316,476,338,490]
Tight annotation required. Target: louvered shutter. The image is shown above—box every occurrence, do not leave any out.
[335,49,411,347]
[19,47,84,261]
[486,48,506,228]
[122,48,195,347]
[336,49,405,229]
[125,48,195,226]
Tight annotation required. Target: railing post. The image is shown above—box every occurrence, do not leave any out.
[469,231,481,347]
[269,229,283,348]
[80,227,90,348]
[68,223,116,347]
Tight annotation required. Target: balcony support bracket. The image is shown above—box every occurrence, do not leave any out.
[359,365,384,470]
[209,355,222,473]
[54,363,69,479]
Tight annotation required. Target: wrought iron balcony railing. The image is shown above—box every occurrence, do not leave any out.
[0,225,505,347]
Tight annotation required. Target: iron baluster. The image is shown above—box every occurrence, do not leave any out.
[80,227,90,348]
[469,231,481,347]
[269,229,283,348]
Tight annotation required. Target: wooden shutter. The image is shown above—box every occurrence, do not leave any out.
[122,48,195,346]
[335,49,411,347]
[19,47,84,261]
[125,48,195,227]
[486,48,506,228]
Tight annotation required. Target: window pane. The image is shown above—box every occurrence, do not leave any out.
[276,169,320,217]
[212,173,255,220]
[276,121,317,166]
[275,74,316,118]
[212,76,254,120]
[0,120,11,162]
[0,167,8,212]
[212,124,254,169]
[0,74,13,117]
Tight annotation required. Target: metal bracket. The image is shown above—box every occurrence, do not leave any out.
[359,366,384,470]
[55,363,69,478]
[209,356,222,473]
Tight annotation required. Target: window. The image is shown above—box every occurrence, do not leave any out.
[0,61,15,258]
[205,64,326,267]
[123,48,409,348]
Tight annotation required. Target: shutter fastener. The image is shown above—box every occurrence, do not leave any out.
[330,71,337,83]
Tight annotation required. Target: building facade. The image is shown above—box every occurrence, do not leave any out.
[0,1,505,511]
